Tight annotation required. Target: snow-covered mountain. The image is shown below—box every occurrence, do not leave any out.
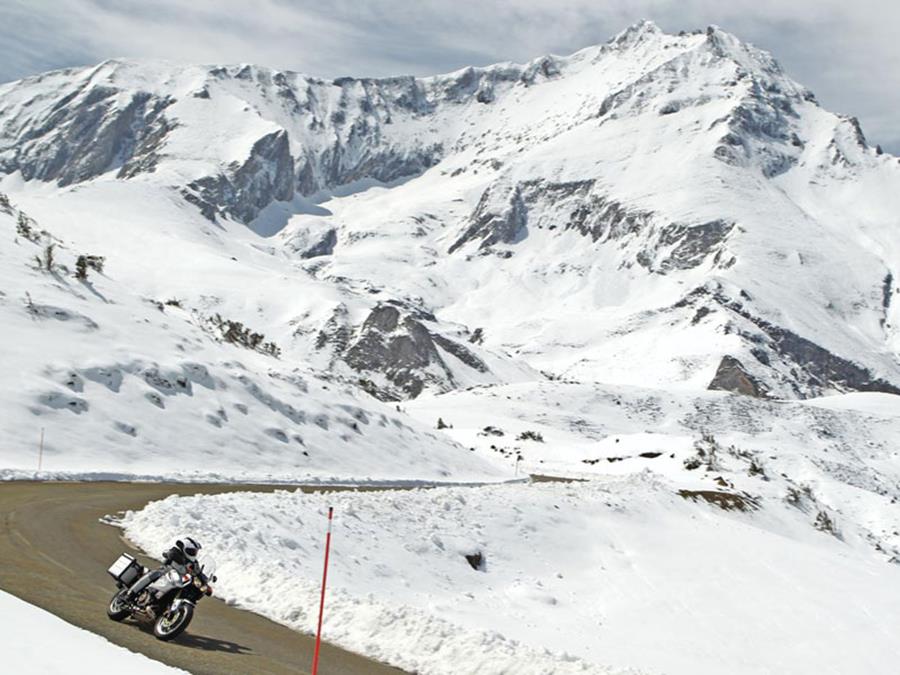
[0,19,897,476]
[2,20,899,406]
[4,18,900,675]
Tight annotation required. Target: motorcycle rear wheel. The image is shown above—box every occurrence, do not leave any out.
[106,589,131,622]
[153,604,194,641]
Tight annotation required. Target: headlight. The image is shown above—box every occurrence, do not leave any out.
[193,577,203,589]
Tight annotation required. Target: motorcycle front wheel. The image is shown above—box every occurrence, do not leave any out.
[106,589,131,622]
[153,603,194,641]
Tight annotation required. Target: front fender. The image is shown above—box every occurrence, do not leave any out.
[170,597,196,611]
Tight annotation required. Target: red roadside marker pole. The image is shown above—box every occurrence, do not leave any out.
[311,506,334,675]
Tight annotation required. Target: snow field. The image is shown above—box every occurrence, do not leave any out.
[0,198,512,484]
[0,590,185,674]
[121,475,900,675]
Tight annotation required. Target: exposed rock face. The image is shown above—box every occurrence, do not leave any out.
[451,179,735,272]
[0,62,496,224]
[758,324,900,396]
[299,228,337,258]
[451,179,653,253]
[650,219,735,272]
[183,129,294,222]
[563,188,652,242]
[316,302,488,401]
[449,183,527,253]
[283,222,339,258]
[708,355,765,397]
[680,285,900,398]
[297,144,443,197]
[0,86,175,186]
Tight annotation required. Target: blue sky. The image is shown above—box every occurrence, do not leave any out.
[3,0,898,152]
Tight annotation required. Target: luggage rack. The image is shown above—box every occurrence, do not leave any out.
[108,552,145,588]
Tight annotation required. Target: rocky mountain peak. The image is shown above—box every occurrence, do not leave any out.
[609,19,663,47]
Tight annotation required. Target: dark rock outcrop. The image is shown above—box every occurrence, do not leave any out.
[299,228,337,258]
[317,302,488,401]
[654,219,735,271]
[449,183,527,253]
[680,285,900,397]
[182,129,295,223]
[708,355,766,397]
[450,179,733,272]
[0,88,175,186]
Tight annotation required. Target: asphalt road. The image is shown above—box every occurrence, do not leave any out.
[0,481,407,675]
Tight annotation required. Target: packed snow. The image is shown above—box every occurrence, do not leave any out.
[0,590,185,674]
[121,475,900,675]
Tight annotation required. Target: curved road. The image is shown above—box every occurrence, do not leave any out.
[0,481,406,675]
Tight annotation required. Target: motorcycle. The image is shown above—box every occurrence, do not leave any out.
[105,551,217,641]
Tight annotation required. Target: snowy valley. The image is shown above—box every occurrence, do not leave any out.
[2,18,900,675]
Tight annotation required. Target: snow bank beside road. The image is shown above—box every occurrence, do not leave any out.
[121,483,636,675]
[121,477,900,675]
[0,590,185,674]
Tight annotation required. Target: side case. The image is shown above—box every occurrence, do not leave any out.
[107,553,144,587]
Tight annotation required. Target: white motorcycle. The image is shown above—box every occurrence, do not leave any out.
[106,552,217,640]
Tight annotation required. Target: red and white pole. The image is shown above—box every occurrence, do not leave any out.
[311,506,334,675]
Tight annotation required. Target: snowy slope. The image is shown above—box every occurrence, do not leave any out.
[121,477,900,675]
[0,590,185,674]
[406,382,900,560]
[0,196,512,483]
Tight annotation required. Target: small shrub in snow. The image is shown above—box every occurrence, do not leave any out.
[479,425,504,437]
[785,484,815,509]
[683,455,703,471]
[727,444,768,479]
[517,430,544,442]
[437,417,450,429]
[679,489,759,512]
[36,243,56,272]
[75,254,105,281]
[208,313,282,357]
[815,510,840,538]
[747,456,767,479]
[16,213,39,243]
[684,432,722,472]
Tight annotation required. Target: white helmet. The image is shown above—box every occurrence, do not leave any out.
[178,536,202,562]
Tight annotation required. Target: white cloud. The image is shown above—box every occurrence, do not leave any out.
[1,0,898,151]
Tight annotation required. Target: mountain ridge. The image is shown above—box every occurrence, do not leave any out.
[1,20,899,406]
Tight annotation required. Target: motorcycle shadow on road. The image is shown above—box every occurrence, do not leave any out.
[176,633,253,655]
[132,620,252,655]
